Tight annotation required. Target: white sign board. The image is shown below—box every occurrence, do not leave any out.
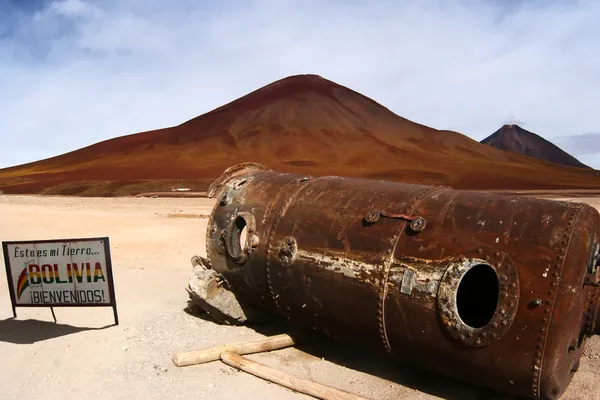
[2,237,118,324]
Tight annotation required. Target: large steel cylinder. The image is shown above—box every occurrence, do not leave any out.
[204,162,600,400]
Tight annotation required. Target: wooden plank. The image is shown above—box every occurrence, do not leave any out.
[172,333,299,367]
[220,351,372,400]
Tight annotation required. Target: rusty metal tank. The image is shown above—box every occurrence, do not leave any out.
[204,162,600,400]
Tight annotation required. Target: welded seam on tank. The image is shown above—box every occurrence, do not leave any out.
[262,177,308,310]
[296,250,381,280]
[532,204,584,398]
[264,177,327,312]
[377,186,447,353]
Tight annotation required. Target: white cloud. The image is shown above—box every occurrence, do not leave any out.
[48,0,91,18]
[0,0,599,168]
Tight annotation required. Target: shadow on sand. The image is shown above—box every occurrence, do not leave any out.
[0,318,115,344]
[184,302,523,400]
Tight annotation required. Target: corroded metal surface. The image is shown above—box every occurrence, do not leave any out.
[204,162,600,400]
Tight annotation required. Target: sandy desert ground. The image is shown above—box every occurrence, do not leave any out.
[1,194,600,400]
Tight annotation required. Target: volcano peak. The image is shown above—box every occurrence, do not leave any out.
[481,125,589,169]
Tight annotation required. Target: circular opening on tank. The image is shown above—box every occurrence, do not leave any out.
[456,264,499,329]
[227,215,248,259]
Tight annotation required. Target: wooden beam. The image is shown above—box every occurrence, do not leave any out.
[220,351,372,400]
[172,333,300,367]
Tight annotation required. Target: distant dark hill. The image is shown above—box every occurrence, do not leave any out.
[481,124,590,169]
[1,75,600,196]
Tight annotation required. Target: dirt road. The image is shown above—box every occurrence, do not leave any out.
[1,195,599,400]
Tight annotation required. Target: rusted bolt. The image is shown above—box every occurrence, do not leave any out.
[364,210,381,224]
[409,217,427,232]
[531,299,543,307]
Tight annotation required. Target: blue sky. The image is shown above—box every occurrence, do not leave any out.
[1,0,599,169]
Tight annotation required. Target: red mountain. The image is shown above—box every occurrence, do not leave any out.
[1,74,599,196]
[481,124,590,169]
